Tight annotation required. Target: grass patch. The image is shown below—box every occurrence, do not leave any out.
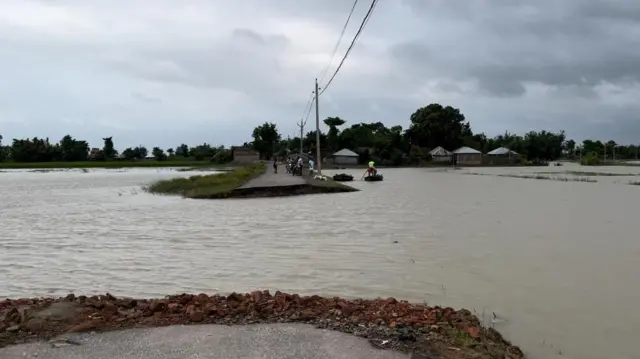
[0,160,213,169]
[144,163,265,198]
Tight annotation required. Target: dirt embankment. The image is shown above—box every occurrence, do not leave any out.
[0,291,524,358]
[221,183,357,198]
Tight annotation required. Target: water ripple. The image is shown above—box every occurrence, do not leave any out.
[1,166,640,359]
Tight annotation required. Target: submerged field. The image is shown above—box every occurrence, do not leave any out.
[0,160,217,169]
[1,164,640,358]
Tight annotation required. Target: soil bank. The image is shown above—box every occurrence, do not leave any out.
[0,291,524,359]
[146,163,359,199]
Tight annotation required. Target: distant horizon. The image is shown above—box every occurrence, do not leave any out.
[1,124,639,153]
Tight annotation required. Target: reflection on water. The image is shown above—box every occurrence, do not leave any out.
[1,165,639,359]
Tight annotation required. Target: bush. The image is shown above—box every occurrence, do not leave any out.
[580,152,601,166]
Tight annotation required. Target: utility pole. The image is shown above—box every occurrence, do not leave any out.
[296,119,305,156]
[314,78,322,175]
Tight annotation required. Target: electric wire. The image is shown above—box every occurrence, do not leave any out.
[317,0,359,84]
[295,0,358,136]
[294,93,315,140]
[299,92,315,127]
[319,0,378,96]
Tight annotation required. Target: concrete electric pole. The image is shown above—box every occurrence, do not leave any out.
[296,119,304,156]
[314,78,322,175]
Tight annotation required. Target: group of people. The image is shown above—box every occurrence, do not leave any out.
[273,156,376,177]
[273,155,315,176]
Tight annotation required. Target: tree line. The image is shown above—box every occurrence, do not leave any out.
[248,103,639,166]
[1,103,638,165]
[0,135,233,163]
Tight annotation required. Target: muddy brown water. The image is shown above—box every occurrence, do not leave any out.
[1,165,639,359]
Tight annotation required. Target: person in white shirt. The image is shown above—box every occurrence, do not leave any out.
[308,159,315,176]
[296,156,303,175]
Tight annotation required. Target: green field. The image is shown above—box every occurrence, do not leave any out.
[144,163,265,198]
[0,160,220,169]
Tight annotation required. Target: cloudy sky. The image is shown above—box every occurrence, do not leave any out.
[1,0,639,150]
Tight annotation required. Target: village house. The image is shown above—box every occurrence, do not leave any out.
[331,148,359,166]
[231,146,259,163]
[89,148,101,159]
[486,147,519,164]
[429,146,453,163]
[452,146,483,165]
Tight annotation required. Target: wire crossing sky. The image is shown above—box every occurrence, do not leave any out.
[1,0,639,149]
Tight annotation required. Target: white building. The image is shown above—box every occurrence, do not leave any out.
[452,146,483,165]
[429,146,453,163]
[331,148,359,166]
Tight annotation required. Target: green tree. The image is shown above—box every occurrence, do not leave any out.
[135,146,148,159]
[0,134,4,161]
[210,147,232,163]
[59,135,89,161]
[563,139,576,158]
[189,143,215,160]
[10,137,59,162]
[152,147,166,160]
[175,144,190,157]
[166,148,174,157]
[123,146,148,160]
[251,122,281,159]
[522,130,565,161]
[121,147,136,160]
[323,116,346,152]
[405,103,471,150]
[303,130,327,155]
[102,137,117,159]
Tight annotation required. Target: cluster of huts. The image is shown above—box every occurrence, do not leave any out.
[430,146,519,165]
[229,145,520,166]
[286,149,360,166]
[305,147,521,166]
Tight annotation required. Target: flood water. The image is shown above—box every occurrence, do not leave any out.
[1,164,640,359]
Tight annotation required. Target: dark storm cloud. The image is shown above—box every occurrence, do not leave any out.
[2,0,640,148]
[399,0,640,96]
[106,29,296,99]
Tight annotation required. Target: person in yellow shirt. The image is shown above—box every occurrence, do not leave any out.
[366,160,377,176]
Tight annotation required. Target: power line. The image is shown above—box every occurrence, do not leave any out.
[294,0,358,132]
[295,0,357,136]
[318,0,359,84]
[299,92,315,127]
[295,92,315,154]
[319,0,378,96]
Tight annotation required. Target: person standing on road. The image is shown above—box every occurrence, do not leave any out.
[273,157,278,173]
[308,158,315,176]
[296,156,303,175]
